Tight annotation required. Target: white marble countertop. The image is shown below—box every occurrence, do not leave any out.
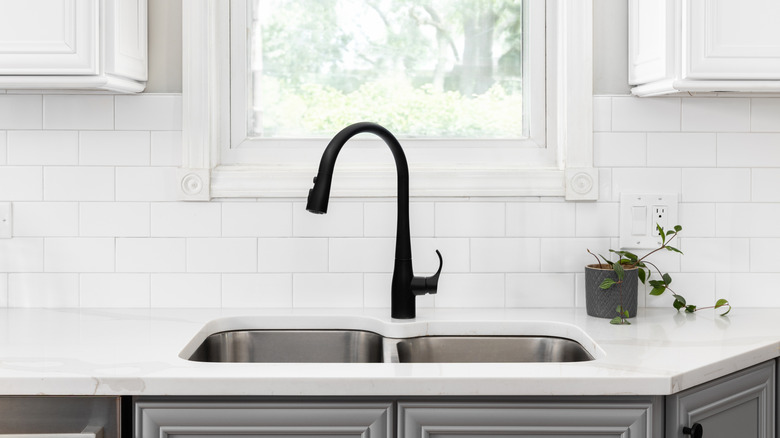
[0,307,777,397]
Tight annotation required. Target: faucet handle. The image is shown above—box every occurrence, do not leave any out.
[411,250,443,296]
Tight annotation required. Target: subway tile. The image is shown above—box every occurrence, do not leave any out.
[593,133,646,167]
[44,237,114,272]
[575,203,619,237]
[644,273,715,309]
[0,274,7,307]
[364,273,391,308]
[540,238,611,273]
[611,97,680,132]
[411,238,470,273]
[750,238,780,272]
[678,203,716,237]
[116,238,186,272]
[0,238,43,272]
[8,273,79,307]
[434,274,504,308]
[716,204,780,237]
[679,238,750,273]
[222,202,292,237]
[682,98,750,132]
[293,273,363,308]
[80,273,150,307]
[186,238,257,272]
[435,203,505,237]
[364,202,434,237]
[598,168,613,202]
[329,238,394,273]
[750,98,780,132]
[115,95,182,130]
[79,131,150,166]
[611,169,681,202]
[44,167,114,201]
[293,201,363,237]
[0,131,6,165]
[150,131,182,166]
[470,238,540,273]
[647,133,716,167]
[115,167,178,201]
[752,169,780,202]
[257,238,328,273]
[0,167,43,201]
[80,202,150,237]
[7,131,78,165]
[151,273,221,307]
[222,273,292,308]
[593,97,612,132]
[717,133,780,167]
[0,95,42,129]
[715,273,780,307]
[43,95,114,130]
[13,202,79,237]
[506,202,576,237]
[151,202,221,237]
[506,273,575,307]
[682,169,750,202]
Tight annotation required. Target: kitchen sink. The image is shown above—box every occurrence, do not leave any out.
[395,336,594,363]
[185,329,595,364]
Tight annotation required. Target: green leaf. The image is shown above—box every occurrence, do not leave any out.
[622,309,630,318]
[673,296,686,310]
[623,252,638,263]
[600,278,617,289]
[715,298,729,308]
[662,273,672,285]
[649,279,664,287]
[650,286,666,296]
[685,305,697,313]
[610,316,624,325]
[657,224,666,242]
[638,268,646,284]
[598,254,613,267]
[674,225,682,232]
[616,305,623,313]
[613,262,625,281]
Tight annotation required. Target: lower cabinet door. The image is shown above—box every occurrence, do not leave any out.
[135,400,392,438]
[665,360,775,438]
[399,399,660,438]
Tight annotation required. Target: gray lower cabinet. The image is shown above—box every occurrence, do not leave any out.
[666,360,776,438]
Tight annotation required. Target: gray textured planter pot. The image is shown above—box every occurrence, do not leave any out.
[585,264,638,318]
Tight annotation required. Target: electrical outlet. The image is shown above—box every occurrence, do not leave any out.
[653,205,668,235]
[620,194,678,249]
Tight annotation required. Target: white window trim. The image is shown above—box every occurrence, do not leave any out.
[179,0,596,201]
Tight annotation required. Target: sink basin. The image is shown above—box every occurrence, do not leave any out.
[395,336,594,363]
[187,330,384,363]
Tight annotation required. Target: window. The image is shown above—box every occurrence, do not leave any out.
[179,0,595,200]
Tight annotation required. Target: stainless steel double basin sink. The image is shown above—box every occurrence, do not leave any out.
[186,329,595,364]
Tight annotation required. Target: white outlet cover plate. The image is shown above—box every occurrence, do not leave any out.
[619,193,678,249]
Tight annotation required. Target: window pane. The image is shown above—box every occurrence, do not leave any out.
[250,0,526,139]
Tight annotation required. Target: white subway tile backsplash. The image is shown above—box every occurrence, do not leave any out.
[43,95,114,130]
[293,202,364,237]
[363,273,391,308]
[593,97,612,132]
[682,168,750,202]
[752,169,780,202]
[716,203,780,237]
[612,97,680,132]
[0,167,43,201]
[682,98,750,132]
[186,238,257,272]
[680,238,750,273]
[678,203,716,237]
[80,273,150,307]
[222,273,292,308]
[150,131,182,166]
[506,203,575,237]
[0,273,7,307]
[540,238,611,273]
[715,273,780,307]
[13,202,79,237]
[44,237,114,272]
[115,95,182,130]
[151,202,220,237]
[258,238,328,273]
[647,133,716,167]
[115,167,178,201]
[751,98,780,132]
[0,131,6,165]
[435,274,504,308]
[293,273,363,308]
[79,131,150,166]
[593,133,646,167]
[8,273,78,307]
[611,168,682,202]
[575,203,619,237]
[44,167,114,201]
[750,238,780,272]
[151,273,221,307]
[470,238,540,273]
[0,238,43,272]
[644,273,715,309]
[717,133,780,167]
[436,203,505,237]
[222,202,292,237]
[410,238,470,273]
[329,238,394,273]
[80,202,150,237]
[0,95,42,129]
[116,238,186,272]
[506,273,575,307]
[7,131,78,165]
[364,202,434,237]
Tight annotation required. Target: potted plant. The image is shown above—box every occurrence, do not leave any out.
[586,224,731,325]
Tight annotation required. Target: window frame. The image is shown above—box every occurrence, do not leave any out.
[179,0,595,200]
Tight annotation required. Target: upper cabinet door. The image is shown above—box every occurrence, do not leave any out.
[687,0,780,79]
[0,0,98,75]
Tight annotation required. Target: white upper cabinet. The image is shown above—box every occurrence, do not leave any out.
[630,0,780,96]
[0,0,147,93]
